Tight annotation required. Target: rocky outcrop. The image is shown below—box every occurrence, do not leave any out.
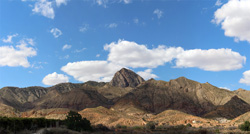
[109,68,145,88]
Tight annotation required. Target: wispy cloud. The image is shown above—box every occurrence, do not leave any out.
[107,23,118,28]
[79,24,89,33]
[74,48,86,53]
[153,9,163,19]
[50,28,62,38]
[2,34,18,43]
[62,44,72,51]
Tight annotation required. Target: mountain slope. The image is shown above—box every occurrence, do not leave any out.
[113,77,235,116]
[203,96,250,119]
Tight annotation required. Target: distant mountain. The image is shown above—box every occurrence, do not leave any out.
[113,77,237,116]
[1,68,250,126]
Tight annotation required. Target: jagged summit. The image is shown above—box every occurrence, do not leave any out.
[109,68,145,88]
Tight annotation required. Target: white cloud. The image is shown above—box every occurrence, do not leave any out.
[95,0,108,7]
[239,70,250,85]
[0,40,37,68]
[215,0,222,6]
[26,38,35,46]
[62,44,72,50]
[42,72,69,86]
[175,48,246,71]
[213,0,250,43]
[79,24,89,32]
[96,54,100,57]
[32,0,55,19]
[107,23,118,28]
[122,0,131,4]
[50,28,62,38]
[104,40,184,68]
[2,34,18,43]
[153,9,163,19]
[133,18,139,24]
[219,87,231,90]
[74,48,86,53]
[61,61,122,82]
[63,55,69,59]
[55,0,68,7]
[137,69,158,80]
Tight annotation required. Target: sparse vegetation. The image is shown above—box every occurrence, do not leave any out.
[186,123,192,127]
[146,121,155,130]
[239,121,250,131]
[0,116,60,133]
[64,111,92,132]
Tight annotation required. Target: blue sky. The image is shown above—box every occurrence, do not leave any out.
[1,0,250,91]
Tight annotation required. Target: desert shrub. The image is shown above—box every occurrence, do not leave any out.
[186,123,192,127]
[175,124,186,130]
[95,124,110,131]
[65,111,92,132]
[215,129,220,134]
[239,121,250,131]
[121,125,127,129]
[132,126,143,130]
[115,124,122,129]
[146,121,155,130]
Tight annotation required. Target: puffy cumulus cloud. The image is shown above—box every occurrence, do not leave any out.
[0,41,37,67]
[104,40,184,68]
[153,9,163,19]
[62,44,71,50]
[213,0,250,43]
[42,72,69,85]
[175,48,246,71]
[137,69,158,80]
[32,0,55,19]
[239,70,250,85]
[50,28,62,38]
[61,61,122,82]
[55,0,68,7]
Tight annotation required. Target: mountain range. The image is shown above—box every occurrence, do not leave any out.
[1,68,250,127]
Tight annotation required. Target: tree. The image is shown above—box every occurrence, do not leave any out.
[146,121,155,130]
[65,111,92,132]
[239,121,250,131]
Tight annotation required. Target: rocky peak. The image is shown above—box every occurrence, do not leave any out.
[109,68,145,88]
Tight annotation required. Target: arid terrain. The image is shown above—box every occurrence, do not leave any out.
[1,68,250,132]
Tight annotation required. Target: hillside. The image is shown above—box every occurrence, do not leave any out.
[1,68,250,127]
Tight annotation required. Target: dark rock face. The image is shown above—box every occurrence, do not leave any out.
[109,68,145,88]
[203,96,250,119]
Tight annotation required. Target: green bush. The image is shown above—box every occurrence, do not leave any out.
[64,111,92,132]
[186,123,192,127]
[132,126,143,130]
[239,121,250,131]
[146,121,155,130]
